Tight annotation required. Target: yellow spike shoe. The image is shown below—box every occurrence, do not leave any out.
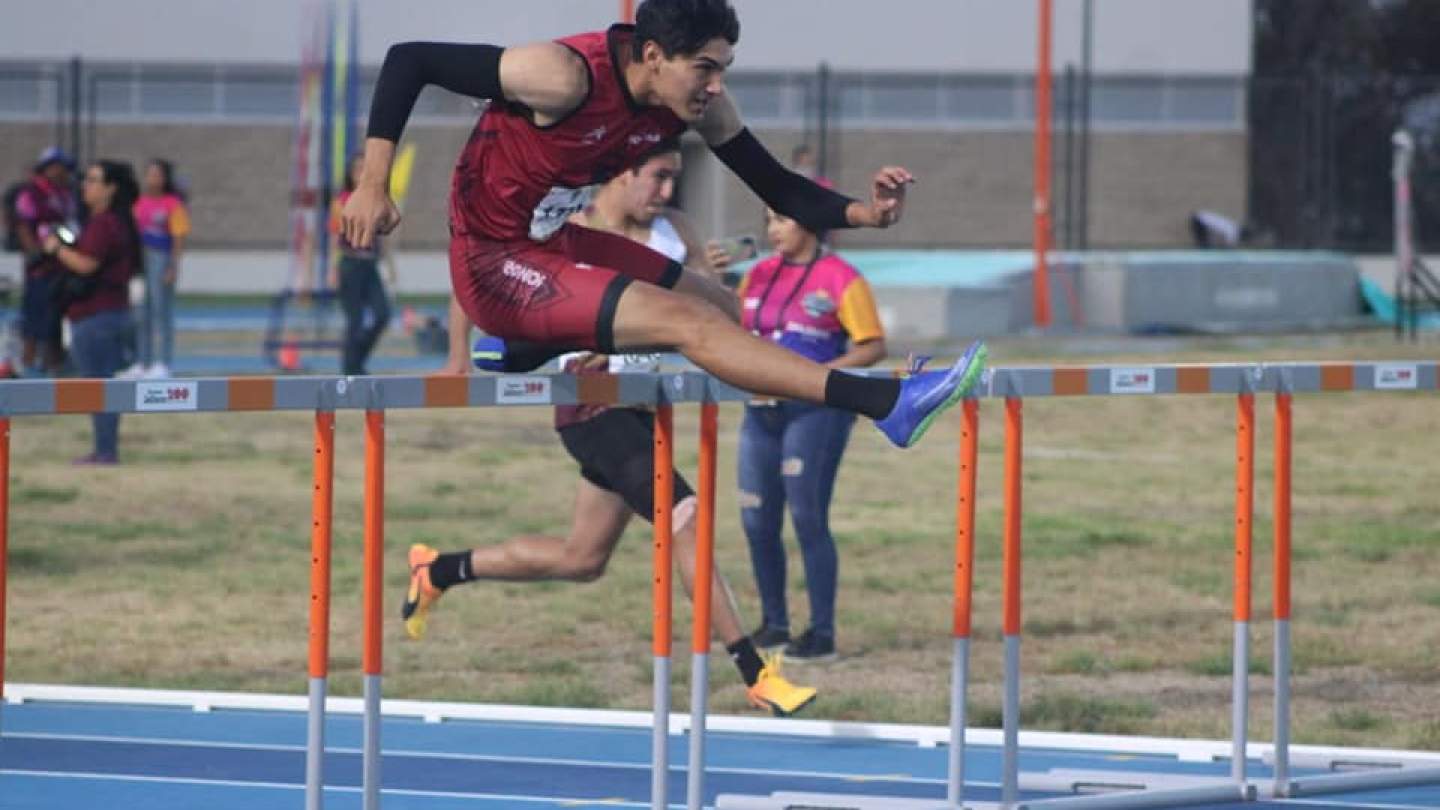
[746,653,818,717]
[401,544,444,640]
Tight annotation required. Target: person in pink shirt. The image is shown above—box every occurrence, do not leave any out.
[736,208,887,661]
[127,159,190,378]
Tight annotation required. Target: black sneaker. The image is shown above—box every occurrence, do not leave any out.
[784,629,837,663]
[750,624,791,651]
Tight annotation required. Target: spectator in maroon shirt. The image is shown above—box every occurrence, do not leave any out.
[14,147,79,374]
[42,160,140,465]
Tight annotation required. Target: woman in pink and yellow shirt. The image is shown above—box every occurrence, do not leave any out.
[736,209,886,662]
[130,159,190,377]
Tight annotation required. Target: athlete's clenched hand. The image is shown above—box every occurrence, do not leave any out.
[848,166,914,229]
[870,166,913,228]
[341,183,402,250]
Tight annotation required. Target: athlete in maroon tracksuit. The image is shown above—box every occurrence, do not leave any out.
[342,0,986,452]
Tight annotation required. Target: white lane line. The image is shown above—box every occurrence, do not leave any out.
[0,769,661,807]
[2,731,987,786]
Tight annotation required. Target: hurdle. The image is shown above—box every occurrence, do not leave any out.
[1,363,1438,809]
[999,371,1257,810]
[306,410,335,810]
[716,360,1439,810]
[1262,368,1440,799]
[653,402,675,810]
[718,368,1265,809]
[688,401,720,810]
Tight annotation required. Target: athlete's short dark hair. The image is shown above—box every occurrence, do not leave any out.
[633,0,740,59]
[631,137,684,174]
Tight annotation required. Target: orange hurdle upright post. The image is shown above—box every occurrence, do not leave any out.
[1232,391,1255,785]
[949,399,980,809]
[686,402,718,810]
[652,404,675,810]
[362,409,385,810]
[1000,397,1023,808]
[306,411,336,810]
[0,419,9,739]
[1272,389,1294,794]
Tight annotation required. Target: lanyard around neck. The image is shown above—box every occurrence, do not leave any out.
[754,252,821,336]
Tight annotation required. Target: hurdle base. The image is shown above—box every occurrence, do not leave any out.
[1012,776,1252,810]
[1019,768,1240,794]
[1263,749,1440,772]
[1283,766,1440,797]
[716,791,999,809]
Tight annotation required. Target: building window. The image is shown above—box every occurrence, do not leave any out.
[223,77,297,117]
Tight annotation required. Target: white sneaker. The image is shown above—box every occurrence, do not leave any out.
[116,363,147,380]
[143,363,172,379]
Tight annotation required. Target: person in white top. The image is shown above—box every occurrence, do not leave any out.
[571,137,728,276]
[404,135,819,717]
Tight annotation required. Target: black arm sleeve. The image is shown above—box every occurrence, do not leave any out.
[366,42,505,142]
[710,128,857,233]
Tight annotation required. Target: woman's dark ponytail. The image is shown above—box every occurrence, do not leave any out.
[98,160,142,269]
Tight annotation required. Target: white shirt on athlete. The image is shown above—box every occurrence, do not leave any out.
[645,214,687,266]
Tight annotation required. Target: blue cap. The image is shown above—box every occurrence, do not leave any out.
[35,146,76,172]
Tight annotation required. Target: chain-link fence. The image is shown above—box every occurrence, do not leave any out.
[1251,74,1440,252]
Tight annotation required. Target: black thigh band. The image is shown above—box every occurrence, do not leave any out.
[658,259,683,290]
[594,274,634,354]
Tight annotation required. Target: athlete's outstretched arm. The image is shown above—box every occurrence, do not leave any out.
[695,94,913,233]
[341,42,590,248]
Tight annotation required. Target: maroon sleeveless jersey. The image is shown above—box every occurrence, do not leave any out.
[448,25,687,243]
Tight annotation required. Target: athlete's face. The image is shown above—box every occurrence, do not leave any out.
[623,152,682,221]
[644,37,734,122]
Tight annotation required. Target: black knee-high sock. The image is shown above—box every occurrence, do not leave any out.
[823,370,901,419]
[727,637,767,687]
[427,551,475,590]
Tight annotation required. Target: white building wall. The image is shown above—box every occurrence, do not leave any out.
[0,0,1250,74]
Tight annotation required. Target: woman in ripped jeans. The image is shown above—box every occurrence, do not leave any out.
[737,208,886,662]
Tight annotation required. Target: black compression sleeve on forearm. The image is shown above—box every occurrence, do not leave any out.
[710,128,857,232]
[366,42,505,142]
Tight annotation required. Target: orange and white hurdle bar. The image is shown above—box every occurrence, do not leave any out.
[0,360,1437,810]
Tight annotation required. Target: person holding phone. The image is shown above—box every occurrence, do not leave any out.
[42,161,140,465]
[737,208,887,661]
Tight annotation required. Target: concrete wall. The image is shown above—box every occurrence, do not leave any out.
[3,122,1246,251]
[698,129,1248,250]
[1077,253,1364,333]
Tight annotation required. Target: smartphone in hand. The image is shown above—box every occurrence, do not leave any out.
[715,234,758,263]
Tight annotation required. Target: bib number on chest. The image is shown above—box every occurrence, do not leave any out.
[530,184,598,241]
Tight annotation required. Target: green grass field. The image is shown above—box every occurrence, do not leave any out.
[4,332,1438,749]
